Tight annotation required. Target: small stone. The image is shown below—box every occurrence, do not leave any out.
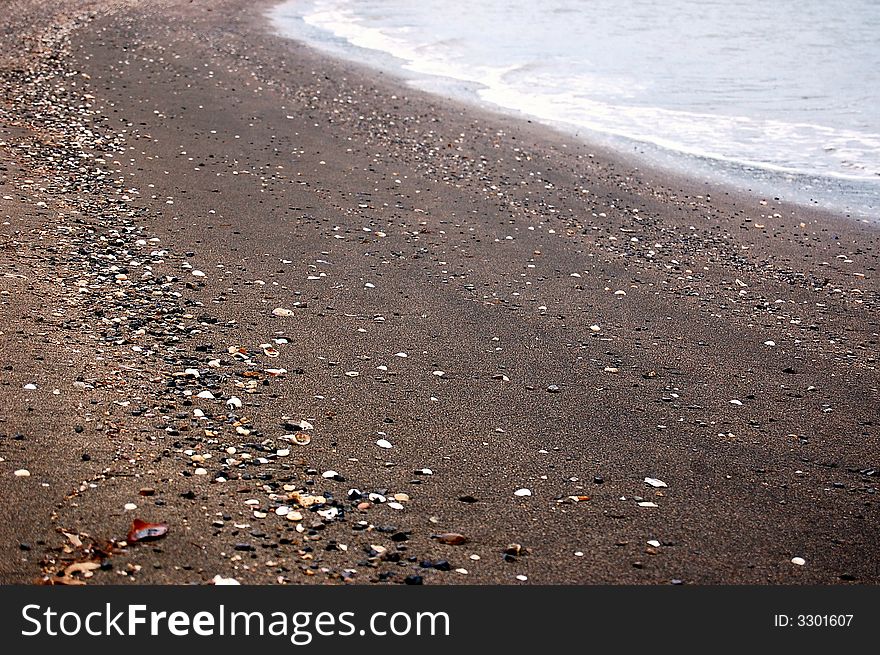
[433,533,468,545]
[124,503,137,511]
[546,385,561,393]
[791,557,806,566]
[23,383,37,390]
[376,439,393,449]
[226,396,242,409]
[14,469,31,477]
[514,488,532,497]
[196,391,215,399]
[644,477,667,488]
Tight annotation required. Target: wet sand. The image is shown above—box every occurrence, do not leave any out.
[0,0,878,585]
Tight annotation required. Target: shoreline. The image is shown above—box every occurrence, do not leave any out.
[267,1,880,223]
[0,0,877,585]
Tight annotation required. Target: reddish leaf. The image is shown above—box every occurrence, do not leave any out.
[127,519,169,543]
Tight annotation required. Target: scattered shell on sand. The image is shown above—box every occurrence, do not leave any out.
[212,575,240,585]
[281,433,311,446]
[644,477,668,488]
[376,439,393,449]
[514,488,532,497]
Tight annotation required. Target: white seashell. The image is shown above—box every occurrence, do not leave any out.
[212,575,240,585]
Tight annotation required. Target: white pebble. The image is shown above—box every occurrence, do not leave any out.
[212,575,240,585]
[514,488,532,497]
[791,557,806,566]
[14,469,31,477]
[376,439,393,449]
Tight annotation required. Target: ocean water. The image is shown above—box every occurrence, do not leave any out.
[269,0,880,218]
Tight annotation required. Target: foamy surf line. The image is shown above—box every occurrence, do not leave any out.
[270,0,880,218]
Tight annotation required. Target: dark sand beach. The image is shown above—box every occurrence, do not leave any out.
[0,0,878,585]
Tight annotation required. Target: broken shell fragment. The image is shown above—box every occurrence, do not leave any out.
[280,432,312,446]
[212,575,240,585]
